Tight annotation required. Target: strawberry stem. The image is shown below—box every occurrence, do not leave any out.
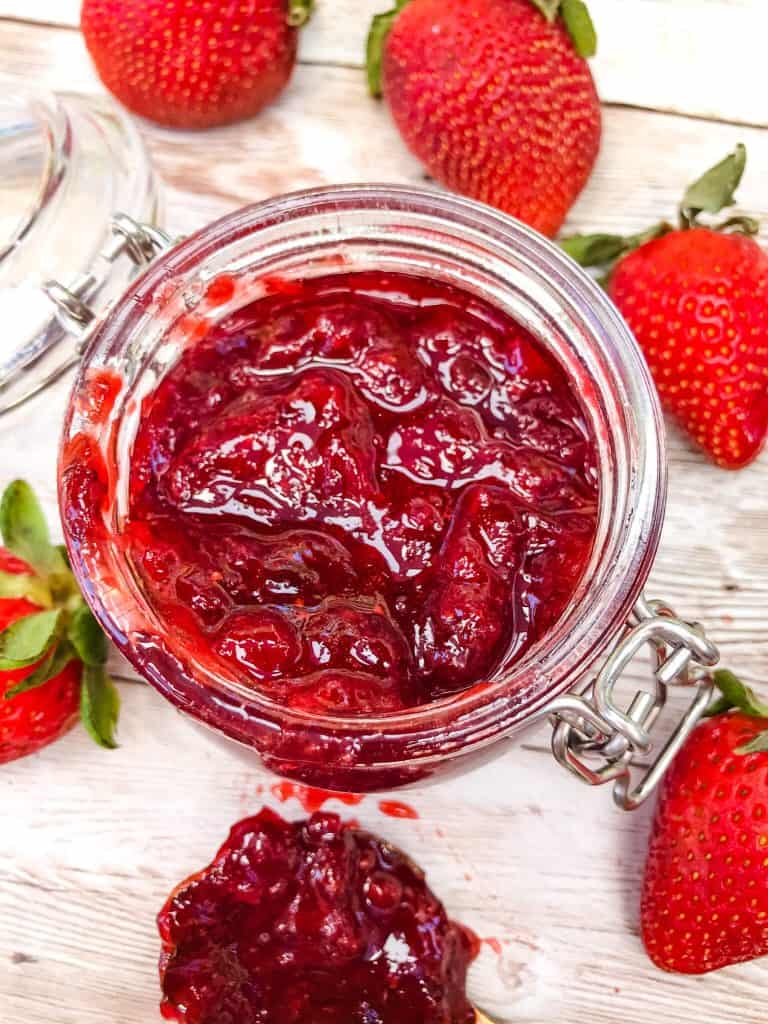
[287,0,314,28]
[705,668,768,719]
[715,214,760,237]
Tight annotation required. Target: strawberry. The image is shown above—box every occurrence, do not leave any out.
[563,145,768,469]
[81,0,314,130]
[641,670,768,974]
[366,0,601,237]
[0,481,119,764]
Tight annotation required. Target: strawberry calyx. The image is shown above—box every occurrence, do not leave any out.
[704,668,768,755]
[560,221,672,277]
[679,143,750,229]
[0,567,51,606]
[366,0,409,97]
[530,0,597,57]
[286,0,314,29]
[0,480,119,750]
[561,144,758,275]
[366,0,597,97]
[705,668,768,718]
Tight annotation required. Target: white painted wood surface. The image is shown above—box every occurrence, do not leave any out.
[0,4,767,1023]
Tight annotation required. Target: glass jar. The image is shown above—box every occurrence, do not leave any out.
[57,185,719,801]
[0,88,160,414]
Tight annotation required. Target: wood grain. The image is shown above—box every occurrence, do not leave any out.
[1,0,765,126]
[2,683,768,1024]
[1,6,768,1024]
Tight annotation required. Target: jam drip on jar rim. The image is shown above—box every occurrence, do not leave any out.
[120,270,598,714]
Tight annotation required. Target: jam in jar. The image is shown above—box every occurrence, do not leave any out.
[122,271,598,715]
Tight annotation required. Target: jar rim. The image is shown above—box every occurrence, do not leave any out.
[60,184,667,764]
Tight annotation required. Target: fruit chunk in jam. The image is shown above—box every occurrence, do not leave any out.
[157,809,476,1024]
[127,271,598,713]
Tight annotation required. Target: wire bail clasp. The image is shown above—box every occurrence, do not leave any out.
[549,597,719,810]
[0,215,173,416]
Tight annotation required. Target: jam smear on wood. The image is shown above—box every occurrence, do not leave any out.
[158,808,477,1024]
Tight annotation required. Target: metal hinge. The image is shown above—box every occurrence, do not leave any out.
[549,596,719,810]
[0,215,173,416]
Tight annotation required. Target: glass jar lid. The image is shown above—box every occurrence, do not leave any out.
[0,89,161,414]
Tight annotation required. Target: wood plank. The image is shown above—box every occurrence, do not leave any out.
[2,682,768,1024]
[1,0,766,125]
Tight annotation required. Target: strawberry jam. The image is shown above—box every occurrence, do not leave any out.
[126,271,597,714]
[157,809,476,1024]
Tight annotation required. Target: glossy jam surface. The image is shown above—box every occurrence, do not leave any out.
[126,272,598,714]
[158,809,476,1024]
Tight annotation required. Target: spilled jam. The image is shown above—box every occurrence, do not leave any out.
[121,271,598,714]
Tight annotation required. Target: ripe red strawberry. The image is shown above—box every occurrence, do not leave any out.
[641,670,768,974]
[81,0,314,130]
[563,145,768,469]
[0,592,81,764]
[0,481,120,764]
[367,0,601,237]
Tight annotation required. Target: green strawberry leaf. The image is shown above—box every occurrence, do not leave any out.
[0,609,61,670]
[680,143,746,226]
[0,570,51,607]
[5,640,75,698]
[286,0,314,28]
[55,544,71,571]
[736,731,768,755]
[529,0,562,21]
[0,480,52,574]
[80,665,120,750]
[561,233,630,267]
[67,602,108,667]
[366,0,410,97]
[0,480,70,581]
[560,222,672,270]
[704,695,732,718]
[561,0,597,57]
[705,668,768,719]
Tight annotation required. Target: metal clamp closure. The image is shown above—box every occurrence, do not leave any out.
[550,597,719,810]
[1,215,173,416]
[41,215,173,337]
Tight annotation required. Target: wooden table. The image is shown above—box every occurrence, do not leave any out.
[1,3,767,1022]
